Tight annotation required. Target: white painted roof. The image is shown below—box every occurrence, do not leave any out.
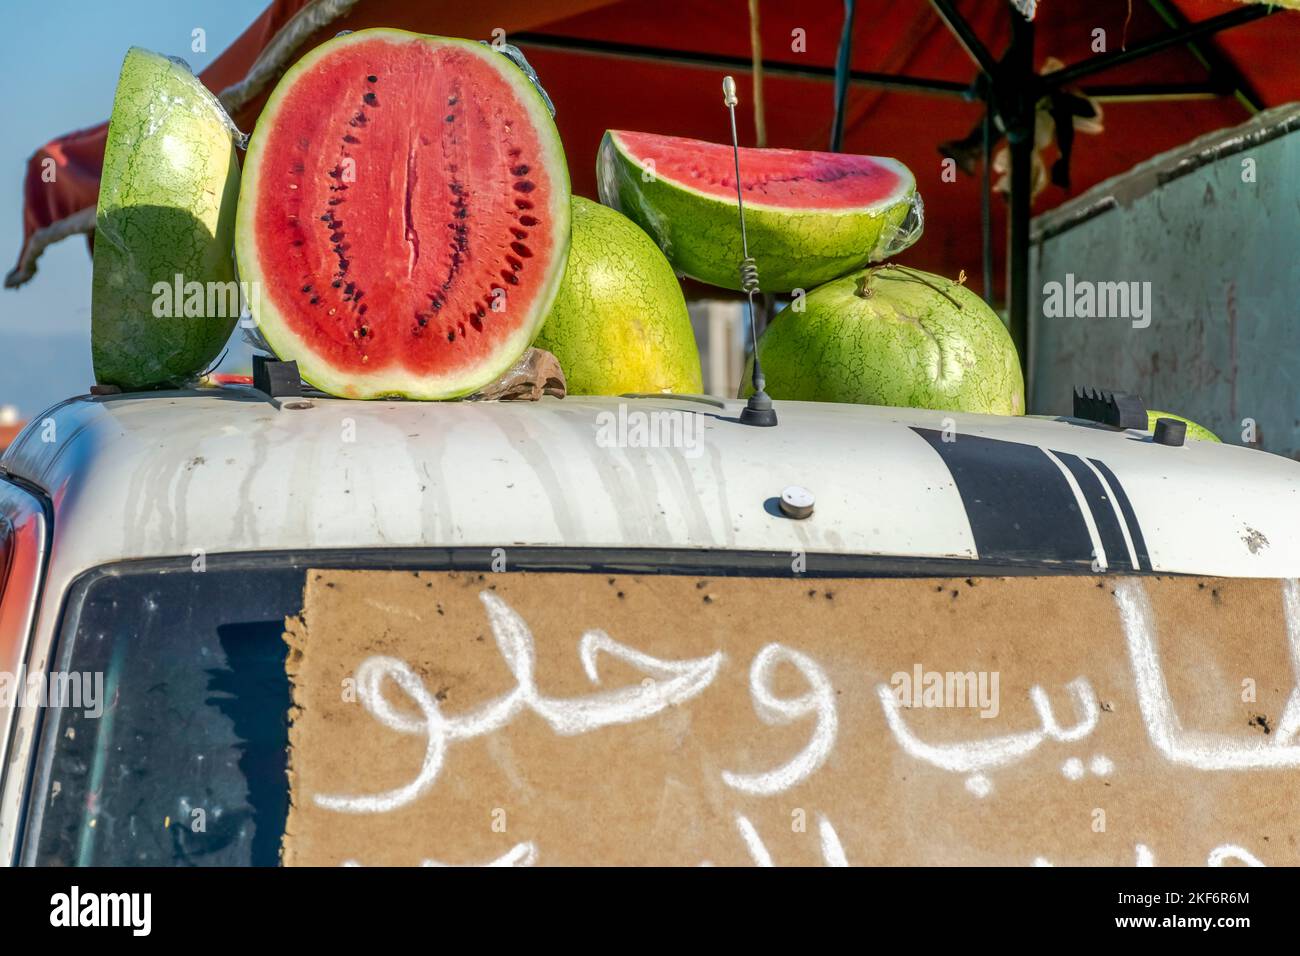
[4,388,1300,586]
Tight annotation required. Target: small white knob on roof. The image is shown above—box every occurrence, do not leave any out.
[779,485,814,519]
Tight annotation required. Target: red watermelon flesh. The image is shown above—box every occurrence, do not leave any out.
[236,30,570,399]
[611,131,908,209]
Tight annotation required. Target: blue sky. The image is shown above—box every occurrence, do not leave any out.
[0,0,267,418]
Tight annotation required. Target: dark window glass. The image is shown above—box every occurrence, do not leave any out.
[25,566,303,866]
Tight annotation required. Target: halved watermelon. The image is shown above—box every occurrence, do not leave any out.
[236,30,570,399]
[92,49,241,389]
[598,131,920,293]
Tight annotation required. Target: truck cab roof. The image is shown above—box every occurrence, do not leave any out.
[5,387,1300,866]
[4,387,1299,585]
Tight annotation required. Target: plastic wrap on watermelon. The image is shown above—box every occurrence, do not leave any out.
[483,41,556,118]
[597,129,923,293]
[875,190,924,260]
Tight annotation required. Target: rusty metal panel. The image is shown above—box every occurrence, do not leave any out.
[1029,102,1300,458]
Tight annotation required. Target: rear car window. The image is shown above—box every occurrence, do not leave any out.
[23,565,301,866]
[18,549,1101,866]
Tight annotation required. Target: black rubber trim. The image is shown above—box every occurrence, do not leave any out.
[53,545,1148,587]
[912,427,1094,566]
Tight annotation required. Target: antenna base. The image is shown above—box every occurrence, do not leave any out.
[740,390,778,427]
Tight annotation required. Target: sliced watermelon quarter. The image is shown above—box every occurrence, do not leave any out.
[236,30,571,399]
[598,130,920,293]
[91,49,242,390]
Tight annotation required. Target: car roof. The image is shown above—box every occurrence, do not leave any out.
[4,387,1300,581]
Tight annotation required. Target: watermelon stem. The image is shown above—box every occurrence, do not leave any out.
[863,263,965,311]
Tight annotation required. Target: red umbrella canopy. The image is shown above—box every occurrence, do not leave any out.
[9,0,1300,299]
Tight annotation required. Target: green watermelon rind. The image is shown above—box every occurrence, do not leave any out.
[597,130,918,294]
[235,29,572,401]
[1146,410,1221,442]
[532,196,703,395]
[91,48,242,389]
[745,267,1025,416]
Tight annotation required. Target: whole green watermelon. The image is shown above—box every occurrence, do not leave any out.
[746,265,1024,415]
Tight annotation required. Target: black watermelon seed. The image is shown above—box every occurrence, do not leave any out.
[301,284,312,292]
[447,330,455,342]
[510,228,527,240]
[363,92,378,106]
[471,316,483,331]
[343,134,360,144]
[511,165,530,176]
[310,296,319,305]
[506,255,523,271]
[332,280,342,288]
[367,74,377,83]
[514,199,533,210]
[501,271,519,285]
[510,242,533,257]
[518,215,539,226]
[445,114,455,123]
[513,181,536,193]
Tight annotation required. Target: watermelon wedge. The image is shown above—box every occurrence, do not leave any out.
[598,130,920,293]
[236,30,571,399]
[91,49,242,389]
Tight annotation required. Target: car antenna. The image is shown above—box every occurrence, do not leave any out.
[723,75,777,427]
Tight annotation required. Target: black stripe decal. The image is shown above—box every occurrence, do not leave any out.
[912,428,1093,565]
[1087,457,1150,569]
[1051,450,1134,571]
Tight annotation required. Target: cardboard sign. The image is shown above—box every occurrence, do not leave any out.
[283,570,1300,866]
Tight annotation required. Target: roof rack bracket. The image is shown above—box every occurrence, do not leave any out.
[1072,385,1147,429]
[252,355,302,399]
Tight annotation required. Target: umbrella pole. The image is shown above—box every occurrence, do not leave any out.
[1005,10,1035,386]
[829,0,857,152]
[981,101,993,306]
